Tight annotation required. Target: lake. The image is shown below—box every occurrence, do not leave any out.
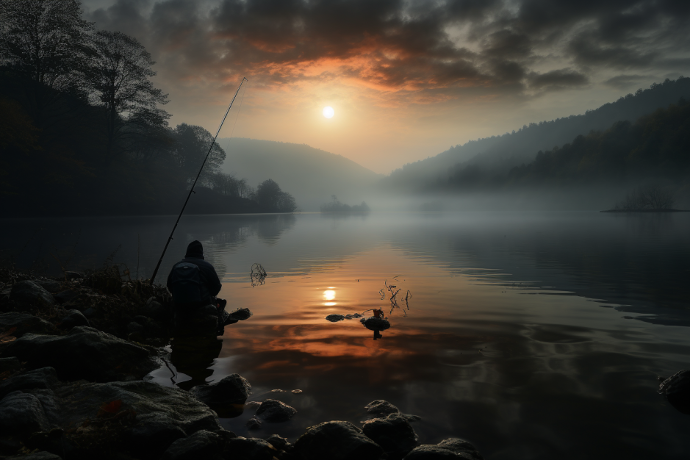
[2,211,690,459]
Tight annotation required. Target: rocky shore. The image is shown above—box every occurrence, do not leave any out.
[0,266,484,460]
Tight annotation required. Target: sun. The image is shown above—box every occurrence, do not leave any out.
[323,106,334,118]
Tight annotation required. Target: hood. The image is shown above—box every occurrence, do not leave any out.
[185,240,204,259]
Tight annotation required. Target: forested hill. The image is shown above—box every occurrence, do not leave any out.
[502,101,690,189]
[383,77,690,192]
[217,138,381,211]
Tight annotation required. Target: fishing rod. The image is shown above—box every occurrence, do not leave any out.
[149,77,248,285]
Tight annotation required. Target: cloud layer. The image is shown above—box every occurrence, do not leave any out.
[87,0,690,102]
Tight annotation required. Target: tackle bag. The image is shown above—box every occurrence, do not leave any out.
[168,262,208,305]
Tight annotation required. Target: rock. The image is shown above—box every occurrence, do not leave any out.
[265,434,290,450]
[81,307,98,319]
[59,310,89,330]
[294,420,385,460]
[35,279,62,294]
[18,451,63,459]
[361,317,390,332]
[326,314,345,322]
[403,438,483,460]
[0,312,56,337]
[246,417,262,430]
[0,367,58,399]
[0,357,21,374]
[362,413,418,460]
[228,308,252,321]
[161,430,224,460]
[190,374,251,417]
[4,326,158,382]
[64,271,84,280]
[10,281,55,306]
[659,369,690,414]
[133,315,164,336]
[0,391,51,435]
[127,322,145,334]
[256,399,297,422]
[365,400,400,416]
[54,289,79,304]
[126,413,187,458]
[224,437,276,460]
[142,297,167,319]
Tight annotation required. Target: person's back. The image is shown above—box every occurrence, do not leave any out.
[167,240,223,336]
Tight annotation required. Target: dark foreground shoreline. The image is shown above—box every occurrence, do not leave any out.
[0,266,483,460]
[600,208,690,212]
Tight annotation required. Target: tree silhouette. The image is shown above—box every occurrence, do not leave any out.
[0,0,93,126]
[172,124,226,184]
[87,30,168,161]
[255,179,296,212]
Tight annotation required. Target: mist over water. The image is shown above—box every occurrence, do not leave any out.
[2,212,690,459]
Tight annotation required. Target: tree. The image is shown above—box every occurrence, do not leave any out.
[87,30,168,160]
[614,185,676,210]
[172,124,226,183]
[0,0,93,125]
[255,179,297,212]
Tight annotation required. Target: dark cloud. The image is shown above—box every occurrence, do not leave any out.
[603,74,649,90]
[529,69,589,91]
[86,0,690,101]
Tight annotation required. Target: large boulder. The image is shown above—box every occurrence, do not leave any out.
[0,367,59,399]
[35,279,62,294]
[362,413,418,460]
[3,326,158,382]
[161,430,226,460]
[224,437,276,460]
[58,310,90,330]
[403,438,483,460]
[190,374,251,417]
[3,379,228,459]
[659,369,690,414]
[0,312,56,337]
[294,421,385,460]
[255,399,297,422]
[10,281,55,306]
[0,391,52,435]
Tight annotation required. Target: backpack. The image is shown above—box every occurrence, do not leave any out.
[169,262,208,305]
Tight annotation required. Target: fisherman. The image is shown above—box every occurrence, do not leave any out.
[167,240,229,335]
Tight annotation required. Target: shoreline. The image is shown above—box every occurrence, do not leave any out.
[0,266,482,460]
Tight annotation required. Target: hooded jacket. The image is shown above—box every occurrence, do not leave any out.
[167,240,222,303]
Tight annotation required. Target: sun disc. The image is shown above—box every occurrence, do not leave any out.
[323,106,334,118]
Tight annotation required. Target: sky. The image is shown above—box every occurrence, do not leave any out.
[82,0,690,174]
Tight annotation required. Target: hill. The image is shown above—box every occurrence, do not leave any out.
[216,138,381,211]
[383,77,690,193]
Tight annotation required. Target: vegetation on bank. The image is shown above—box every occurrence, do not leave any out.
[603,184,686,212]
[320,196,371,214]
[0,0,296,216]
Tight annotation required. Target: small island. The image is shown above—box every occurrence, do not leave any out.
[602,185,689,212]
[320,195,371,214]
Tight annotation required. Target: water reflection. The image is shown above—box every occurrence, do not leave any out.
[3,212,690,459]
[169,336,222,391]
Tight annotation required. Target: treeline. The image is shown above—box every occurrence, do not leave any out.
[383,77,690,194]
[320,196,370,213]
[0,0,296,216]
[432,99,690,194]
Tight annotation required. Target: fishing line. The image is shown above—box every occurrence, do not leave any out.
[228,79,248,141]
[149,77,249,284]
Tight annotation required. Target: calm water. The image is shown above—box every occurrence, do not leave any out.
[2,212,690,459]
